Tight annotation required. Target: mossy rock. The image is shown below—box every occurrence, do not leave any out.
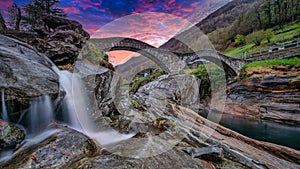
[0,119,25,149]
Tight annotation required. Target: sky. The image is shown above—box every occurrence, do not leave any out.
[0,0,230,64]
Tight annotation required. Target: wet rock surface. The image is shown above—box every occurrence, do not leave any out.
[0,34,59,112]
[0,119,25,149]
[1,125,99,168]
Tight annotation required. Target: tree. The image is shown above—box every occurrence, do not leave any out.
[234,34,245,46]
[246,30,266,46]
[8,3,22,31]
[265,29,274,43]
[23,0,66,28]
[263,0,272,28]
[0,12,7,30]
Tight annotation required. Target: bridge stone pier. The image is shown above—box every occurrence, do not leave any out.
[90,37,186,74]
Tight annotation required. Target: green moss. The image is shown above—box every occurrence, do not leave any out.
[130,99,146,111]
[185,63,225,98]
[129,69,165,93]
[169,121,176,127]
[84,139,97,153]
[130,77,148,93]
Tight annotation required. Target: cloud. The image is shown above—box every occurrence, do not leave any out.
[0,0,229,63]
[62,7,80,14]
[0,0,13,16]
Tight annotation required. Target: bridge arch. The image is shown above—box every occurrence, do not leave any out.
[179,50,249,76]
[89,37,248,76]
[89,37,186,74]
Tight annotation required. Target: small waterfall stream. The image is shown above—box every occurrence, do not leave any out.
[1,89,9,121]
[27,95,55,135]
[57,70,83,129]
[54,68,135,145]
[1,64,134,162]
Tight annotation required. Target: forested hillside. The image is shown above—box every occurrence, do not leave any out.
[161,0,300,52]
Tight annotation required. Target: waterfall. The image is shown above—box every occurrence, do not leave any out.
[1,89,9,121]
[57,70,83,129]
[27,95,55,135]
[53,67,134,145]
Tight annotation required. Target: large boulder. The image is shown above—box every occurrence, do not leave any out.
[0,34,59,120]
[131,74,200,119]
[0,119,25,149]
[73,144,204,169]
[1,125,99,168]
[2,15,90,70]
[32,15,90,70]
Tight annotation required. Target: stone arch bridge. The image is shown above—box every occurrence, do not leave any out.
[89,37,249,76]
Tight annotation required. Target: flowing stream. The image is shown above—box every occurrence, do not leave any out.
[1,89,9,121]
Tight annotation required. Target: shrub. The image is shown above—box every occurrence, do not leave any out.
[246,30,266,46]
[234,34,246,46]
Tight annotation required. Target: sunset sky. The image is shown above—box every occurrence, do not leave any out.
[0,0,229,64]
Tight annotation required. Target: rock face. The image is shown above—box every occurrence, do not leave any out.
[2,15,89,70]
[223,66,300,125]
[75,105,300,169]
[0,34,59,118]
[73,145,204,169]
[132,74,200,115]
[1,125,99,168]
[31,15,90,70]
[0,119,25,149]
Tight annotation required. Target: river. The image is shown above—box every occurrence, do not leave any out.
[219,113,300,150]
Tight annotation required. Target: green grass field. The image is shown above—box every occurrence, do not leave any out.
[242,57,300,70]
[224,21,300,57]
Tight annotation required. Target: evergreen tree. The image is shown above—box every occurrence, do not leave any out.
[8,3,22,31]
[23,0,66,28]
[0,12,7,30]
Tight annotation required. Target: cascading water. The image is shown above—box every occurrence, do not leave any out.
[27,95,55,135]
[1,89,9,121]
[53,66,135,145]
[57,70,83,129]
[1,63,134,164]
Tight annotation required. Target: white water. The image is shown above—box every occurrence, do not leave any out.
[54,68,134,145]
[27,95,55,135]
[1,89,9,121]
[57,70,83,129]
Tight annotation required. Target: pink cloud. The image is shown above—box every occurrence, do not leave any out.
[62,7,80,14]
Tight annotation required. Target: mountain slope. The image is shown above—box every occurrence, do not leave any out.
[160,0,264,52]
